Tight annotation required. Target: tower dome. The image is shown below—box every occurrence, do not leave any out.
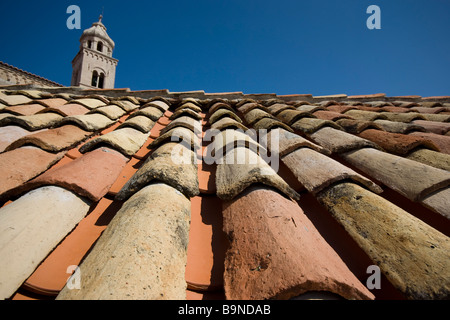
[80,15,115,49]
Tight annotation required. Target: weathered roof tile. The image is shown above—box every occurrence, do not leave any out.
[0,113,63,131]
[310,127,378,153]
[317,182,450,299]
[58,113,115,131]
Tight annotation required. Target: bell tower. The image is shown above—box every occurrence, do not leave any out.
[71,15,118,89]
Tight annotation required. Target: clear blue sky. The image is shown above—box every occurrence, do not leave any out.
[1,0,449,96]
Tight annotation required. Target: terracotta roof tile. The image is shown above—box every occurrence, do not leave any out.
[0,113,63,131]
[412,120,450,135]
[310,127,378,153]
[110,99,140,112]
[208,108,242,125]
[313,110,352,121]
[0,92,33,106]
[252,117,294,132]
[381,112,426,122]
[58,113,115,131]
[343,110,388,121]
[405,148,450,171]
[149,126,201,151]
[210,117,249,132]
[291,117,342,134]
[116,142,199,201]
[0,147,64,201]
[266,103,295,115]
[0,186,90,299]
[408,132,450,154]
[56,183,191,300]
[207,129,262,159]
[70,98,107,109]
[295,104,326,113]
[335,119,383,134]
[88,104,126,120]
[25,147,128,202]
[80,127,150,157]
[129,106,164,121]
[267,128,329,157]
[341,148,450,203]
[5,124,92,153]
[421,188,450,220]
[317,182,450,299]
[357,129,440,155]
[33,98,68,109]
[160,116,201,135]
[275,109,314,125]
[117,115,155,133]
[243,108,275,125]
[0,125,35,153]
[373,119,425,134]
[169,108,203,121]
[41,103,90,117]
[3,104,46,116]
[222,186,373,300]
[215,146,299,201]
[326,104,357,113]
[283,147,382,194]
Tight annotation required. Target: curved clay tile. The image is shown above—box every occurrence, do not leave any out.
[237,102,270,114]
[208,109,242,125]
[317,182,450,299]
[116,142,199,201]
[291,117,342,134]
[149,127,201,151]
[206,129,263,159]
[208,102,235,114]
[34,98,68,109]
[215,147,300,201]
[210,117,249,132]
[222,185,374,300]
[88,105,126,120]
[310,127,378,153]
[343,110,388,121]
[0,113,63,131]
[58,114,115,132]
[409,131,450,154]
[421,113,450,122]
[169,108,202,121]
[313,110,352,121]
[0,93,32,106]
[159,116,201,135]
[5,125,92,153]
[41,103,90,117]
[391,101,419,108]
[326,105,357,113]
[110,100,140,112]
[410,106,446,114]
[117,115,155,133]
[235,98,257,108]
[358,129,440,155]
[266,128,329,156]
[243,108,274,125]
[296,104,326,113]
[381,112,426,122]
[266,103,295,116]
[57,183,191,300]
[406,148,450,171]
[80,127,149,157]
[70,98,106,110]
[276,109,315,125]
[412,120,450,135]
[146,97,172,110]
[421,187,450,220]
[252,117,294,132]
[0,186,91,300]
[283,147,382,195]
[341,147,450,202]
[181,97,202,107]
[175,102,202,113]
[129,106,164,121]
[373,119,425,134]
[3,104,46,116]
[0,147,64,201]
[336,119,383,134]
[0,125,35,153]
[25,147,128,202]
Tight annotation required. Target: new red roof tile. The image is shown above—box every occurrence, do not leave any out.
[222,186,374,300]
[0,147,64,200]
[0,186,90,299]
[5,124,92,152]
[56,183,191,300]
[317,182,450,299]
[25,147,128,202]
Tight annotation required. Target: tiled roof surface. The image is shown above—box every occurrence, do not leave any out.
[0,85,449,300]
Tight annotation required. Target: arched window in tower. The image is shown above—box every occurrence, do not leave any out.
[88,40,92,49]
[98,73,105,89]
[91,71,99,87]
[97,41,103,52]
